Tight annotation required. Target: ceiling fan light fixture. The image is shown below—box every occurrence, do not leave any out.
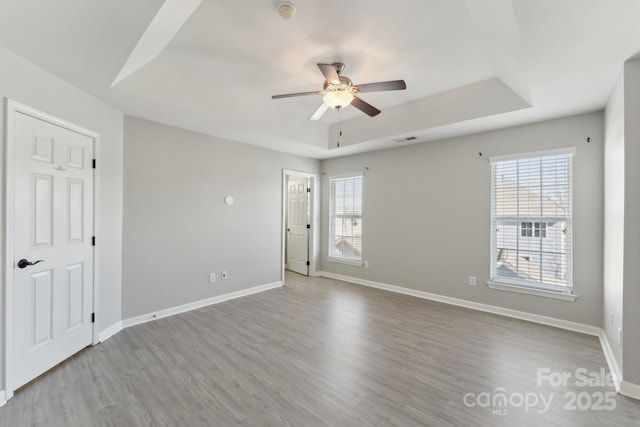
[323,85,354,110]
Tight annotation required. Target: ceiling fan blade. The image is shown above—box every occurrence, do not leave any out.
[351,96,381,117]
[317,63,340,85]
[355,80,406,93]
[272,91,321,99]
[309,103,329,121]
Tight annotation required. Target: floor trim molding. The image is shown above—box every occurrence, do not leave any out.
[98,321,123,343]
[620,381,640,400]
[317,271,600,336]
[598,330,622,390]
[123,281,283,328]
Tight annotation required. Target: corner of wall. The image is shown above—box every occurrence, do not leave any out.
[622,57,640,386]
[620,381,640,400]
[602,67,625,381]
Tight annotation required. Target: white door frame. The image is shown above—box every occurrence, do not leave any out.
[3,99,100,400]
[282,169,319,282]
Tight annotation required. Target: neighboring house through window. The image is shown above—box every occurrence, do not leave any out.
[328,174,363,265]
[521,221,547,238]
[490,148,574,293]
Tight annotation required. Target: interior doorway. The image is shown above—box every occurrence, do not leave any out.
[286,176,310,275]
[4,100,98,400]
[282,170,319,281]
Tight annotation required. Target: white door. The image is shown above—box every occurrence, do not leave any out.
[286,177,309,275]
[12,111,94,389]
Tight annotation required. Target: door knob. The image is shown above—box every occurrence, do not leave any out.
[17,259,44,269]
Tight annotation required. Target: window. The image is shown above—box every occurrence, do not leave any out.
[520,222,533,237]
[521,221,547,238]
[328,174,363,264]
[490,148,574,293]
[535,222,547,238]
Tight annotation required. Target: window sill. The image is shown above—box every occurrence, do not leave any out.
[487,281,578,301]
[327,257,363,267]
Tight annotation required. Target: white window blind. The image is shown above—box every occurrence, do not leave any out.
[329,175,363,261]
[490,149,573,292]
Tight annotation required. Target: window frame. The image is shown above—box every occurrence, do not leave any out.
[489,148,576,299]
[327,173,364,266]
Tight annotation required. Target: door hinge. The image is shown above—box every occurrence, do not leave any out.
[307,187,311,192]
[92,236,95,246]
[91,313,95,323]
[92,159,96,169]
[306,261,310,266]
[306,224,311,229]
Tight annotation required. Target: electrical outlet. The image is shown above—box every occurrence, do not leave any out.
[221,271,228,280]
[364,261,370,268]
[209,273,216,283]
[468,276,477,286]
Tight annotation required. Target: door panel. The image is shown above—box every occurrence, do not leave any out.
[32,174,53,247]
[32,137,53,162]
[66,263,84,330]
[32,270,54,346]
[67,179,84,243]
[286,177,309,275]
[13,111,94,389]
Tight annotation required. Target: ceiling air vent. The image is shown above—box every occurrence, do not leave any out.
[393,136,417,143]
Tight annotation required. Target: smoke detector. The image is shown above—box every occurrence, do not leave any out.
[277,2,295,20]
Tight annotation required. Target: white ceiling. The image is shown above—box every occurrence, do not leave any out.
[0,0,639,159]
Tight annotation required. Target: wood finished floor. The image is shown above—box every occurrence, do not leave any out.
[1,272,639,426]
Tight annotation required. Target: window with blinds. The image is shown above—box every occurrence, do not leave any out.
[328,174,363,263]
[490,149,574,292]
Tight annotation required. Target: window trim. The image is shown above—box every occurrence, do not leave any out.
[487,281,578,301]
[327,256,364,267]
[488,147,576,163]
[328,173,364,264]
[489,147,576,297]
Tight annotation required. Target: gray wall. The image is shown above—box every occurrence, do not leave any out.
[122,117,320,318]
[321,112,604,327]
[603,57,640,386]
[622,59,640,384]
[604,71,625,373]
[0,46,124,390]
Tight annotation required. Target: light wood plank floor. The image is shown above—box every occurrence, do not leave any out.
[1,272,639,426]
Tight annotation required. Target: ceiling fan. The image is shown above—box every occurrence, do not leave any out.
[272,63,406,120]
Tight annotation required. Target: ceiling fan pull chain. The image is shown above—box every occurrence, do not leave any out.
[338,109,342,147]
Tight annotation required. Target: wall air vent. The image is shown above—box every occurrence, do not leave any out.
[393,136,418,143]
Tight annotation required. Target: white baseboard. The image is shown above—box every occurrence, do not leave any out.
[0,390,5,407]
[620,381,640,400]
[99,321,123,343]
[598,330,622,390]
[123,281,283,328]
[317,271,600,336]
